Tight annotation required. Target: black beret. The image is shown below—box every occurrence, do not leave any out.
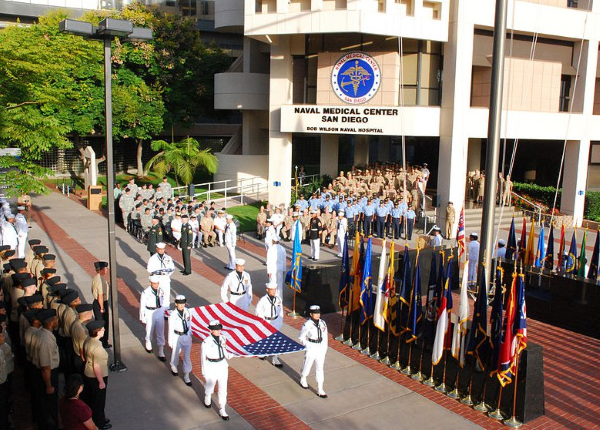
[43,254,56,261]
[62,291,79,305]
[0,245,10,252]
[58,288,72,299]
[10,259,25,270]
[76,304,94,313]
[38,309,57,323]
[28,239,42,246]
[46,276,61,286]
[34,246,49,254]
[21,278,37,288]
[25,294,43,305]
[94,261,108,270]
[86,320,105,332]
[3,263,11,272]
[23,309,41,324]
[41,268,57,275]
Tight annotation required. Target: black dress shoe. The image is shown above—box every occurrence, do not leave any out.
[171,370,178,376]
[145,348,152,354]
[317,393,328,399]
[99,423,113,429]
[183,272,190,276]
[103,344,112,349]
[185,381,192,387]
[158,356,166,362]
[220,413,230,421]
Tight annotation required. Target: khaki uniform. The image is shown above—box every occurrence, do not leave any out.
[83,336,109,426]
[256,212,267,237]
[445,205,456,239]
[200,217,216,246]
[92,273,110,346]
[281,215,293,240]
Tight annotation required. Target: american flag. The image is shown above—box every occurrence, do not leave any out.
[456,207,465,259]
[189,303,305,357]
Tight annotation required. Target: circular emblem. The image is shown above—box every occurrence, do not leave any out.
[331,52,381,105]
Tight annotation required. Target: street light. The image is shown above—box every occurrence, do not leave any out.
[60,18,153,373]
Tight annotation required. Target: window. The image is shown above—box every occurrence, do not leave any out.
[559,75,572,112]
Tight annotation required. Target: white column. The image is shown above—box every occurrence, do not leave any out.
[354,136,369,166]
[320,134,339,177]
[268,36,293,207]
[437,0,474,231]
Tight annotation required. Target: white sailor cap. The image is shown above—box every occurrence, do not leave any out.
[338,211,345,215]
[149,275,161,283]
[175,295,186,304]
[470,232,478,239]
[266,218,273,223]
[226,214,233,220]
[498,239,506,246]
[208,320,222,330]
[309,305,321,313]
[310,209,318,214]
[155,242,166,249]
[292,212,299,217]
[235,258,246,266]
[266,282,278,289]
[5,214,14,219]
[433,226,441,232]
[272,236,280,242]
[17,206,26,211]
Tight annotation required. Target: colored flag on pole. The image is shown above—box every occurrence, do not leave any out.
[359,237,374,324]
[435,250,445,314]
[588,231,600,281]
[399,244,412,332]
[545,224,555,271]
[424,250,439,340]
[506,218,517,260]
[456,207,466,259]
[287,221,303,292]
[338,233,350,309]
[557,224,566,271]
[489,267,504,375]
[566,231,577,274]
[534,224,545,268]
[451,260,469,366]
[383,242,399,335]
[518,217,527,262]
[373,240,388,331]
[406,250,423,343]
[350,235,365,312]
[432,256,453,365]
[467,266,490,370]
[577,229,588,278]
[190,303,305,357]
[525,220,535,267]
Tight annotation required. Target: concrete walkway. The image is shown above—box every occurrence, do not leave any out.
[28,191,481,430]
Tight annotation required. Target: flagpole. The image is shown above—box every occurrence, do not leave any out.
[488,385,506,420]
[370,328,382,359]
[390,331,403,370]
[361,320,372,355]
[460,367,474,406]
[423,360,436,386]
[352,320,363,350]
[380,328,392,364]
[473,374,491,412]
[447,365,461,399]
[434,350,449,393]
[335,305,346,342]
[504,354,523,427]
[411,338,426,381]
[343,304,355,346]
[288,290,299,318]
[401,342,413,374]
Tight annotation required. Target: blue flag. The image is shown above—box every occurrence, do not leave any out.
[407,251,423,343]
[399,245,412,331]
[359,238,373,324]
[566,232,577,273]
[288,221,302,292]
[588,231,600,281]
[467,265,489,370]
[506,218,517,260]
[545,225,555,271]
[489,267,504,375]
[338,233,350,309]
[534,226,545,268]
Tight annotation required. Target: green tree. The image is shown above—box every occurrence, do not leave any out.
[145,138,218,186]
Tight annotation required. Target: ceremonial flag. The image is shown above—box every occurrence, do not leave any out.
[423,250,439,340]
[432,257,453,365]
[534,225,545,268]
[399,244,412,332]
[406,250,423,343]
[544,224,555,271]
[383,242,399,335]
[287,221,303,292]
[566,231,577,274]
[435,250,445,314]
[588,231,600,281]
[557,224,566,270]
[373,241,388,331]
[359,237,374,324]
[506,218,517,260]
[456,207,466,259]
[190,303,305,357]
[451,260,469,366]
[518,218,527,262]
[577,229,588,278]
[525,220,535,267]
[338,233,350,309]
[467,266,490,370]
[489,267,504,375]
[350,235,365,312]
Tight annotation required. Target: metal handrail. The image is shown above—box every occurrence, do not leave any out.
[511,191,543,225]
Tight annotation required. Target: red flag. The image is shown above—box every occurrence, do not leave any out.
[518,218,527,262]
[557,224,566,270]
[456,207,465,259]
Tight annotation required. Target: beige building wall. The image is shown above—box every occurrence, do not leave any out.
[594,79,600,115]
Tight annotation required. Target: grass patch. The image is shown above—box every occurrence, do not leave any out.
[226,201,266,232]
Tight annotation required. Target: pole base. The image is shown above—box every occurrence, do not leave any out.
[334,334,346,342]
[370,351,381,360]
[460,395,474,406]
[473,401,491,413]
[503,416,523,428]
[400,365,412,375]
[434,382,447,393]
[287,311,300,319]
[411,371,424,382]
[488,408,506,421]
[422,376,436,387]
[446,388,460,399]
[352,342,363,351]
[109,361,128,373]
[379,356,391,365]
[389,361,402,370]
[361,347,371,356]
[343,338,354,346]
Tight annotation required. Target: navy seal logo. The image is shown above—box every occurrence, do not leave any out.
[331,52,381,104]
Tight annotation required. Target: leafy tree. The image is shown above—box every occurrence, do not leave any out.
[145,138,218,186]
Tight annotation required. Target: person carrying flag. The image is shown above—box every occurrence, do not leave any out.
[298,305,328,398]
[221,259,253,312]
[168,295,193,387]
[255,283,284,367]
[201,320,233,420]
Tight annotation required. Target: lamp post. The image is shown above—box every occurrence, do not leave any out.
[60,18,153,372]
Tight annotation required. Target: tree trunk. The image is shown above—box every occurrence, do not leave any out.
[136,139,144,178]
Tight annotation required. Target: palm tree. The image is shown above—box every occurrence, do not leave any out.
[145,137,219,186]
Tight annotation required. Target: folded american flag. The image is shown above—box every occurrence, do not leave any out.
[189,302,305,357]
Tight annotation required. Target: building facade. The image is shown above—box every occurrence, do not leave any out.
[214,0,600,228]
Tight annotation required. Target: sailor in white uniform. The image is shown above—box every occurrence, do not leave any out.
[266,237,287,299]
[168,295,193,386]
[139,275,166,360]
[146,242,175,307]
[255,283,284,367]
[298,305,328,398]
[495,239,507,260]
[224,215,237,270]
[201,320,233,421]
[467,232,480,285]
[220,259,253,312]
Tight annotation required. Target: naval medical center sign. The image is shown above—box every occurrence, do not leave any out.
[281,52,401,136]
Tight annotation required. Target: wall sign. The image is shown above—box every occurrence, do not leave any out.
[331,52,381,105]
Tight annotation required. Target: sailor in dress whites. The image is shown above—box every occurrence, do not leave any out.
[201,320,232,421]
[224,215,237,270]
[146,242,175,308]
[15,206,29,258]
[467,232,480,285]
[431,226,443,248]
[266,237,287,299]
[298,305,328,398]
[255,283,283,367]
[495,239,507,260]
[220,259,253,312]
[139,275,166,361]
[263,219,277,250]
[336,210,348,257]
[168,295,193,387]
